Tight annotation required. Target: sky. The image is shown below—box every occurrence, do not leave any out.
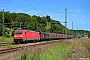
[0,0,90,30]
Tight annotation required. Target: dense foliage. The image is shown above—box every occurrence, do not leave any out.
[0,11,71,36]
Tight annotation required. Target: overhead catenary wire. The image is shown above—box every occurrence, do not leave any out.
[0,4,12,10]
[0,0,27,12]
[24,0,43,16]
[59,0,66,9]
[6,0,27,12]
[5,0,42,15]
[24,0,39,13]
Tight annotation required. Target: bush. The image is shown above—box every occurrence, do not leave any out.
[88,33,90,38]
[5,34,10,38]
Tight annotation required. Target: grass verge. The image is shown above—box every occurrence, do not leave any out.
[0,36,19,50]
[82,39,90,52]
[0,36,13,43]
[19,41,72,60]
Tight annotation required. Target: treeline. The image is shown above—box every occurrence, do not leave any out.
[0,11,72,36]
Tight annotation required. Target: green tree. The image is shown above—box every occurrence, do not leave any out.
[46,15,51,22]
[0,11,72,36]
[4,11,12,28]
[0,23,2,35]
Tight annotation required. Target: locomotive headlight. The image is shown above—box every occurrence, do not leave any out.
[14,35,17,37]
[20,35,22,37]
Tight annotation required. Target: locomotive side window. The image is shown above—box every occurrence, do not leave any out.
[25,32,26,34]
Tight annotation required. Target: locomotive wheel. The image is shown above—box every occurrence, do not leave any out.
[15,41,18,44]
[25,40,28,43]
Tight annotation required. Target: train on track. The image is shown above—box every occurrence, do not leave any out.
[14,30,73,43]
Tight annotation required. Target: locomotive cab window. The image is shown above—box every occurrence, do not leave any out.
[15,31,22,34]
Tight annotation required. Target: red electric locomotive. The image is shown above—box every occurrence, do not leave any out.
[14,30,40,43]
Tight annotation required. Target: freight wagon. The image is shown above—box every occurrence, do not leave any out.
[56,34,65,39]
[40,32,56,40]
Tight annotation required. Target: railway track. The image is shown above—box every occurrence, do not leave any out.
[0,40,59,54]
[0,42,8,46]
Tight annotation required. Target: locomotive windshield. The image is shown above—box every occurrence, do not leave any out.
[15,31,22,34]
